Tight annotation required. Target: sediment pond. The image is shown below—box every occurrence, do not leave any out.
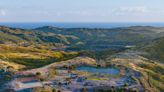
[76,66,119,75]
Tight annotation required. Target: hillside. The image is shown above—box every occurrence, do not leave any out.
[35,26,162,47]
[16,26,164,50]
[1,26,164,51]
[137,37,164,63]
[1,25,164,64]
[0,44,79,69]
[106,51,164,92]
[0,26,80,48]
[0,26,164,92]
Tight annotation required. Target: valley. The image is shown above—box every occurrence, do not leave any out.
[0,26,164,92]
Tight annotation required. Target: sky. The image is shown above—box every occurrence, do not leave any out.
[0,0,164,22]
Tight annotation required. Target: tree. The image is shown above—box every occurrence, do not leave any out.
[69,65,76,70]
[35,72,44,88]
[52,89,57,92]
[4,75,12,80]
[36,72,41,76]
[123,83,128,92]
[63,64,68,69]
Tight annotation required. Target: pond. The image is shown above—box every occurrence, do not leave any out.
[76,66,119,75]
[22,80,38,84]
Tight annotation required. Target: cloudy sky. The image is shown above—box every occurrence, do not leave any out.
[0,0,164,22]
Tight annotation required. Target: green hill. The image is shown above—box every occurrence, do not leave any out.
[0,44,79,69]
[35,26,164,50]
[138,37,164,63]
[0,26,80,47]
[1,26,164,51]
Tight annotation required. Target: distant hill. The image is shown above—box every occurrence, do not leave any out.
[0,26,80,47]
[1,25,164,51]
[35,26,164,50]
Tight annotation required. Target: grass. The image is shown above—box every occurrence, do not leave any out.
[0,45,79,69]
[0,60,25,70]
[108,55,164,92]
[88,77,107,81]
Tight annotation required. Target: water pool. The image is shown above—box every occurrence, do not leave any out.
[76,66,119,75]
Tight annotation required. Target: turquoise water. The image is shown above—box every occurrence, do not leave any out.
[76,66,119,75]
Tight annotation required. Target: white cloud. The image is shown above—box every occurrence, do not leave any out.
[54,11,92,16]
[120,7,148,13]
[0,9,6,16]
[113,6,149,15]
[35,10,94,17]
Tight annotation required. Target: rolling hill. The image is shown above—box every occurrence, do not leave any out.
[1,25,163,51]
[0,25,164,92]
[0,26,80,47]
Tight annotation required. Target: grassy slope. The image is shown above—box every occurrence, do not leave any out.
[0,44,79,69]
[134,37,164,91]
[0,26,164,91]
[108,54,164,92]
[36,26,160,45]
[1,26,164,51]
[0,26,80,46]
[136,37,164,63]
